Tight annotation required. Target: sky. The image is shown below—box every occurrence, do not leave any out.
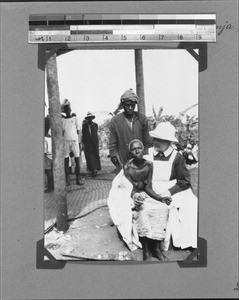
[45,49,198,124]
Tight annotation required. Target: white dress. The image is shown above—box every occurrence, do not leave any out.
[107,170,142,251]
[144,148,198,250]
[107,148,198,251]
[107,166,169,250]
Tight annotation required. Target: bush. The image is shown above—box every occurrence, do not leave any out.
[97,107,198,159]
[151,105,198,148]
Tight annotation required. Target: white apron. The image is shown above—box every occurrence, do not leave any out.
[144,148,198,250]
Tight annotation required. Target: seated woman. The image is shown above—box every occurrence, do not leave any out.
[107,139,170,261]
[145,122,198,251]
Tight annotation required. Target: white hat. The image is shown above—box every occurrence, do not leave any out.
[149,122,178,142]
[85,111,95,119]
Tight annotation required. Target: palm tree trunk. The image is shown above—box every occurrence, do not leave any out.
[46,51,68,232]
[134,49,145,115]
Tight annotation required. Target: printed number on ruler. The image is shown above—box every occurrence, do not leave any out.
[196,34,202,40]
[35,36,45,41]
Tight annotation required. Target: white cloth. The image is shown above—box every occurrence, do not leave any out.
[63,140,79,158]
[134,197,168,240]
[62,117,79,141]
[144,148,198,250]
[107,170,142,251]
[44,137,52,160]
[192,144,199,161]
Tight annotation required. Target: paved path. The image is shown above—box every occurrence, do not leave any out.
[44,163,116,232]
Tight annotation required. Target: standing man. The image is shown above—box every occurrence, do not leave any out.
[44,115,54,192]
[109,89,153,173]
[62,101,83,185]
[82,112,101,177]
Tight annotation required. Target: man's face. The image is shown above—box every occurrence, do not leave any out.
[122,100,136,116]
[86,117,94,123]
[130,141,144,160]
[64,105,71,116]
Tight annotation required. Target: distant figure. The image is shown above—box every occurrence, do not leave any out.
[191,143,199,163]
[78,124,84,169]
[62,100,83,185]
[44,135,54,193]
[109,89,153,174]
[44,115,53,192]
[82,112,101,177]
[69,113,83,174]
[182,143,198,165]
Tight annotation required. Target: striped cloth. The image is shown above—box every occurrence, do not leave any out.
[133,198,169,240]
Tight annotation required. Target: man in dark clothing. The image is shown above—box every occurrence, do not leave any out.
[109,89,153,173]
[82,112,101,177]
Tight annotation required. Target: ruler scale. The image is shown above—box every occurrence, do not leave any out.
[28,14,216,43]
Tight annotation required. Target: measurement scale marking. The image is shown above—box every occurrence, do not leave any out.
[28,13,216,43]
[29,19,215,26]
[71,30,113,35]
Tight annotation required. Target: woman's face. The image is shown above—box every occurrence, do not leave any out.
[130,141,144,159]
[153,138,171,152]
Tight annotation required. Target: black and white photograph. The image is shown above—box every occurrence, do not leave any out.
[44,48,199,262]
[1,0,238,299]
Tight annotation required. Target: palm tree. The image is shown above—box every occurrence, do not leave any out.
[46,51,68,232]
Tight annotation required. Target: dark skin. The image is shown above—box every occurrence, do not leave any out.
[125,141,171,206]
[111,100,137,167]
[122,100,136,120]
[82,116,95,150]
[83,116,98,177]
[63,105,80,135]
[63,105,83,185]
[85,116,95,123]
[124,140,170,261]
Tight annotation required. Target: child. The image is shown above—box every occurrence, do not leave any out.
[123,139,171,261]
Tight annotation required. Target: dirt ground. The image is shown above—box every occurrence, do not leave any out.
[45,205,193,262]
[45,206,143,261]
[44,156,198,262]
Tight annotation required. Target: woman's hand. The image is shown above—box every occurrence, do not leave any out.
[158,190,172,206]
